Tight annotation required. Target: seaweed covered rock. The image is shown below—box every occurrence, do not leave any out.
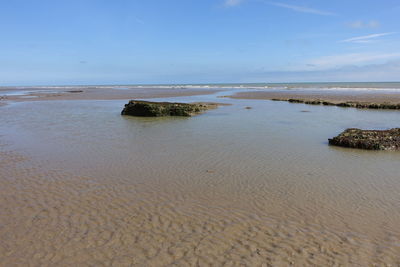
[121,100,213,117]
[329,128,400,150]
[275,98,400,110]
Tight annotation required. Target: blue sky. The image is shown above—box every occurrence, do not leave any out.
[1,0,400,85]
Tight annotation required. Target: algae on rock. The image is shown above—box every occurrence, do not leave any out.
[329,128,400,150]
[121,100,215,117]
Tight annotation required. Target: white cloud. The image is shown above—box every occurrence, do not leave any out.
[269,2,336,16]
[339,32,396,43]
[224,0,244,7]
[347,20,380,29]
[307,52,400,70]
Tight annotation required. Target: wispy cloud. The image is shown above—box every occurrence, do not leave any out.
[347,20,380,29]
[269,2,336,16]
[224,0,336,15]
[307,52,400,70]
[224,0,244,7]
[339,32,396,43]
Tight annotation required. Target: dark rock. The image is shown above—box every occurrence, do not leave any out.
[66,90,83,93]
[329,128,400,150]
[304,100,322,105]
[336,102,353,107]
[288,99,304,103]
[121,100,214,117]
[273,98,400,110]
[245,106,252,109]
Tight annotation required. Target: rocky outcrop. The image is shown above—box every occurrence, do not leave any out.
[271,98,400,110]
[121,100,215,117]
[329,128,400,150]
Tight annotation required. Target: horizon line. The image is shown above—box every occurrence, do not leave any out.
[2,81,400,87]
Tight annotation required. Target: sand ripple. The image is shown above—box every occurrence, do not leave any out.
[1,98,400,266]
[1,148,399,266]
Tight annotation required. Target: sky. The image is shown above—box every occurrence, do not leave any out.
[1,0,400,85]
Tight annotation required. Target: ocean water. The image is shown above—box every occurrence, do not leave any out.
[1,87,400,265]
[2,81,400,90]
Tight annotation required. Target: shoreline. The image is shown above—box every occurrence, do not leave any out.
[4,86,400,107]
[0,87,221,103]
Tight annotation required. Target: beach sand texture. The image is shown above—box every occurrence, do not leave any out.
[1,149,399,266]
[1,86,400,266]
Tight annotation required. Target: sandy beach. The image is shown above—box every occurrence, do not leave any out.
[1,86,400,266]
[2,150,399,266]
[231,89,400,104]
[3,0,400,264]
[0,86,220,103]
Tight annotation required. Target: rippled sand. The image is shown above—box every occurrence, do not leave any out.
[1,90,400,266]
[1,149,399,266]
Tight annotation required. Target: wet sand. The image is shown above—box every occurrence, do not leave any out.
[231,90,400,104]
[1,88,400,266]
[1,146,399,266]
[0,86,220,103]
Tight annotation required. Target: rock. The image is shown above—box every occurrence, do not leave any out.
[121,100,215,117]
[337,102,354,108]
[288,99,304,103]
[329,128,400,150]
[271,98,400,110]
[304,100,322,105]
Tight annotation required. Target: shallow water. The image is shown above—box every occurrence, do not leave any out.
[1,90,400,265]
